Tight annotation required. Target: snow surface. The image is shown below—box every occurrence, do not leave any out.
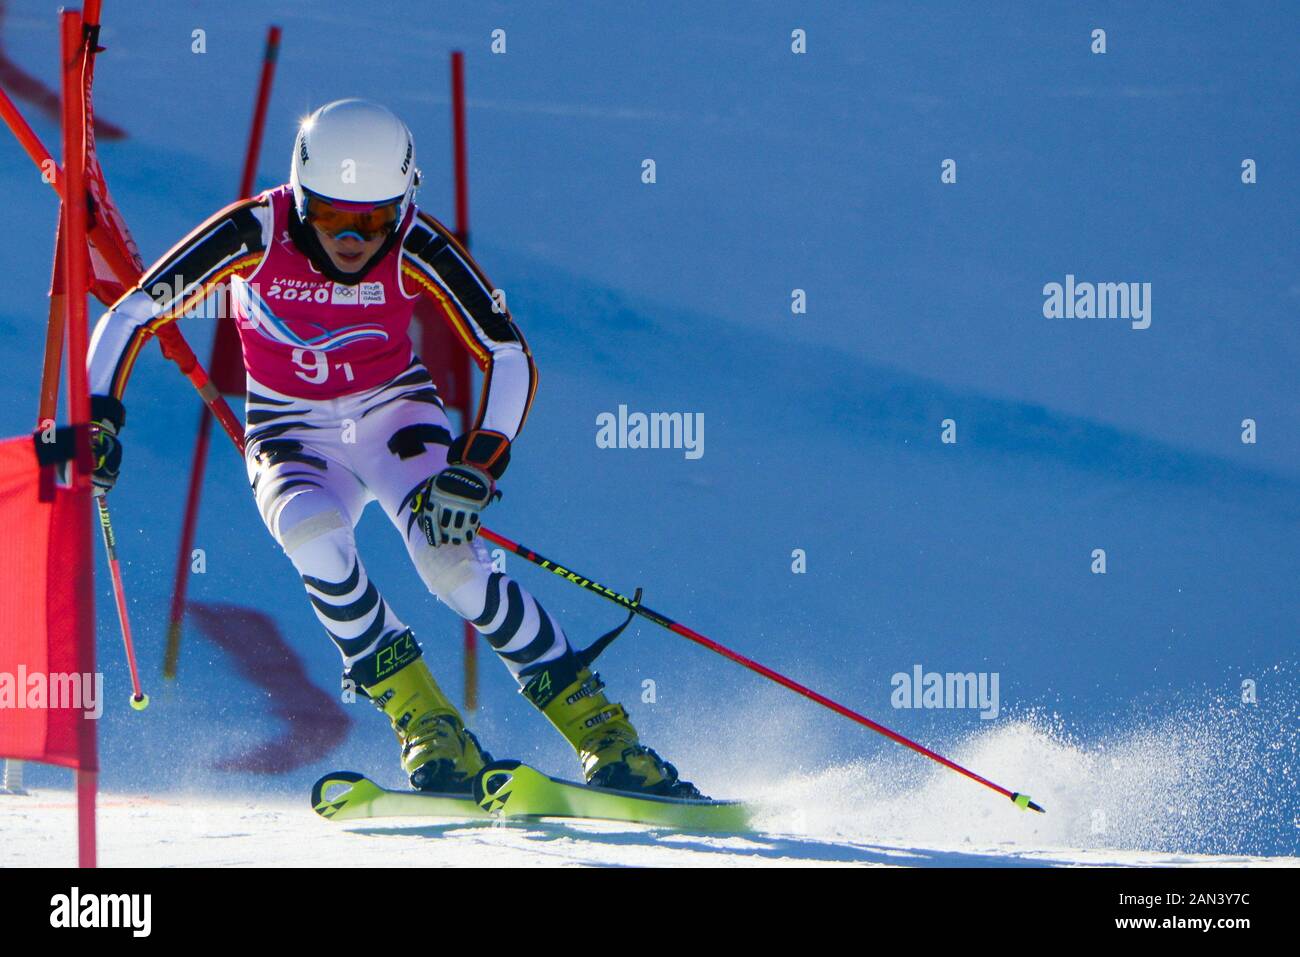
[4,788,1295,868]
[0,1,1296,866]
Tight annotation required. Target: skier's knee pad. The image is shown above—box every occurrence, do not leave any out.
[282,509,355,580]
[277,499,348,549]
[413,540,485,602]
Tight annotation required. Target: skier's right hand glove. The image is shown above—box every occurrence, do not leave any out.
[89,394,126,493]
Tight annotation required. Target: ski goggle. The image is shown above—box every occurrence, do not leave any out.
[304,194,401,241]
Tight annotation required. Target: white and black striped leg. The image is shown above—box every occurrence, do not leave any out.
[469,572,572,680]
[283,520,410,668]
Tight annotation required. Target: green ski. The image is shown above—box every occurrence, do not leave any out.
[311,770,489,822]
[312,764,752,832]
[473,760,752,832]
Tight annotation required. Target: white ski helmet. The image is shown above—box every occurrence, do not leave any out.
[290,98,417,227]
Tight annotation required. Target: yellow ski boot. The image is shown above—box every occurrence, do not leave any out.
[349,631,490,793]
[521,654,704,799]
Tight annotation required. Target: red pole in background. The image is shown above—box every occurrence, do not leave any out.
[164,24,281,680]
[451,50,469,247]
[60,6,97,868]
[163,410,211,679]
[450,50,478,710]
[238,26,279,200]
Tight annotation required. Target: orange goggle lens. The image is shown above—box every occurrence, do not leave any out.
[305,196,400,241]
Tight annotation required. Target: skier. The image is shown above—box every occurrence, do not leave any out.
[85,98,701,798]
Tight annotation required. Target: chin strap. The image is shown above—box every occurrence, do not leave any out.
[286,205,405,284]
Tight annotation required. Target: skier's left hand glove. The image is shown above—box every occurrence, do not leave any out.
[414,465,499,546]
[414,429,511,547]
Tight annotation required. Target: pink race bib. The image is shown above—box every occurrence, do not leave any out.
[232,185,418,398]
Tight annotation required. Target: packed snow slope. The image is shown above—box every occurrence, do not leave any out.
[3,787,1296,868]
[0,2,1295,864]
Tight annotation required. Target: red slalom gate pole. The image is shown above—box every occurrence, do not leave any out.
[165,24,280,678]
[60,4,97,870]
[163,410,210,679]
[153,324,244,450]
[0,82,59,178]
[450,50,478,710]
[237,25,279,199]
[477,526,1045,814]
[451,50,469,246]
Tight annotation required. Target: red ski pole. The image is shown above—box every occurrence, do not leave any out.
[477,526,1045,814]
[94,490,149,711]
